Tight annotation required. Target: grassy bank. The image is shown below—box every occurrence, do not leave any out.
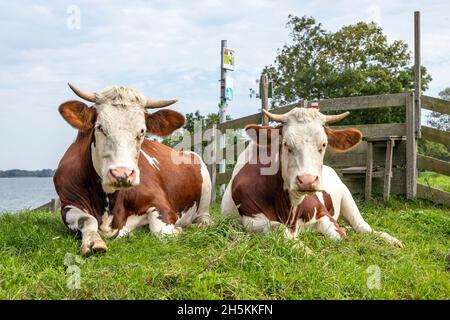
[418,171,450,193]
[0,196,448,299]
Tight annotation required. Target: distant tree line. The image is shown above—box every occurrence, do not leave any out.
[0,169,55,178]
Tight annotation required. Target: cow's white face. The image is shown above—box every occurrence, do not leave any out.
[59,85,184,193]
[91,97,147,193]
[246,107,362,196]
[280,118,328,193]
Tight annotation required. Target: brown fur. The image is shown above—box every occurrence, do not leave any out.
[323,126,362,152]
[146,110,185,136]
[59,101,96,131]
[54,128,203,232]
[232,124,355,237]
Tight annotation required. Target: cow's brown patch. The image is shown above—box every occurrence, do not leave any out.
[146,110,185,136]
[59,100,96,131]
[54,127,203,233]
[323,126,362,152]
[245,124,281,146]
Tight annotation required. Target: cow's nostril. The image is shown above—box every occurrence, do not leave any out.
[108,167,134,185]
[296,174,320,191]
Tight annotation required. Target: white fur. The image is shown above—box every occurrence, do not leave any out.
[140,150,160,170]
[117,213,150,238]
[222,140,403,247]
[91,87,148,193]
[64,205,105,251]
[98,210,117,238]
[189,151,212,225]
[147,208,181,235]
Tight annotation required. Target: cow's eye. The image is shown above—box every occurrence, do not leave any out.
[137,129,145,140]
[96,125,105,135]
[283,142,292,153]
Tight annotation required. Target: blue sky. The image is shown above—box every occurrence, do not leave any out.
[0,0,449,170]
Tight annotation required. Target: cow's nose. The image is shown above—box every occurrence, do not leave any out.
[108,167,136,185]
[296,174,319,191]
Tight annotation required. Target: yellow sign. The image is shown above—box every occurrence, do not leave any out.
[222,48,235,70]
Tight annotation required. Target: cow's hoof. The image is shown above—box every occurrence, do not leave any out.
[392,239,404,248]
[80,240,108,257]
[92,240,108,253]
[374,231,404,248]
[173,226,182,234]
[292,241,314,256]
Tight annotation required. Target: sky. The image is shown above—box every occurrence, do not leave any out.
[0,0,449,170]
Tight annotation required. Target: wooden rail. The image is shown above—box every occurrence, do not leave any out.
[421,95,450,115]
[216,93,408,132]
[417,155,450,176]
[421,126,450,147]
[417,184,450,208]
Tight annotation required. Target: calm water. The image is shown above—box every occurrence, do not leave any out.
[0,177,56,212]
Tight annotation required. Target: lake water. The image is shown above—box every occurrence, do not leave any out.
[0,177,57,212]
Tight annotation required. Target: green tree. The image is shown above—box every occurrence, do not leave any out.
[427,88,450,132]
[264,15,432,124]
[160,111,231,148]
[419,87,450,160]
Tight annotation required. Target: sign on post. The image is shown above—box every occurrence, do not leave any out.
[222,48,235,70]
[225,76,234,101]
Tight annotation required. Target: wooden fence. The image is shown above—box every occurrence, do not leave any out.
[417,96,450,206]
[33,92,449,212]
[206,92,450,206]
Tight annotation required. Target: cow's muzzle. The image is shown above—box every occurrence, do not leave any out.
[107,167,137,187]
[296,174,320,192]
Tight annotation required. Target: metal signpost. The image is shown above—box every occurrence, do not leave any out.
[219,40,234,193]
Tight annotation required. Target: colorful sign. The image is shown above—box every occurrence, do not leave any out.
[222,48,235,71]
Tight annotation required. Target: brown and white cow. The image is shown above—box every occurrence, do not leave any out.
[221,107,402,251]
[54,84,211,256]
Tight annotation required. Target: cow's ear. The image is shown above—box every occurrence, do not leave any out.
[324,126,362,152]
[59,100,96,131]
[245,124,281,146]
[146,110,185,136]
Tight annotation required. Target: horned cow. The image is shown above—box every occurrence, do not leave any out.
[54,84,211,256]
[221,107,403,251]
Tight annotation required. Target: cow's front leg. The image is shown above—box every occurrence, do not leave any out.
[64,206,107,256]
[340,187,403,247]
[147,207,181,235]
[313,213,347,241]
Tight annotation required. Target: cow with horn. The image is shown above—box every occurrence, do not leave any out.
[221,107,403,252]
[54,84,211,256]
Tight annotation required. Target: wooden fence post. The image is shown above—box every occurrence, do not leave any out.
[406,92,417,198]
[414,11,422,139]
[207,124,217,204]
[260,74,269,125]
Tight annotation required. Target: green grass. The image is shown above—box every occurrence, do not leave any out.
[0,196,449,299]
[418,171,450,193]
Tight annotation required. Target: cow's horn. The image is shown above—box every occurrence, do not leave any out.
[325,111,350,124]
[262,109,285,123]
[145,99,178,109]
[67,83,97,103]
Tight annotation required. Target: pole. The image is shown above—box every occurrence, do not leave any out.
[414,11,421,138]
[219,40,227,194]
[260,74,269,125]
